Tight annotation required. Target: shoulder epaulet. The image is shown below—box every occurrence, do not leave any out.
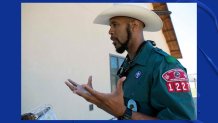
[165,56,177,63]
[153,48,177,63]
[153,48,168,56]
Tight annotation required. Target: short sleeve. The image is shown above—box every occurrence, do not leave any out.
[150,59,196,120]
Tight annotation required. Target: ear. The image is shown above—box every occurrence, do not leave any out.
[130,20,140,32]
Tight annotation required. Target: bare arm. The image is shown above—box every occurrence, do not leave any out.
[65,76,158,120]
[65,76,127,117]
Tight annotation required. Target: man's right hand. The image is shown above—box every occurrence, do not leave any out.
[65,76,127,117]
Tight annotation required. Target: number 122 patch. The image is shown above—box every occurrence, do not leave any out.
[162,68,190,93]
[166,82,190,92]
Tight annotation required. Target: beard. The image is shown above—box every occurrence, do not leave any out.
[115,24,132,54]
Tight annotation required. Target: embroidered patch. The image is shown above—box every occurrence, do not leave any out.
[135,71,142,79]
[162,68,188,82]
[162,69,190,92]
[166,82,190,92]
[127,99,137,112]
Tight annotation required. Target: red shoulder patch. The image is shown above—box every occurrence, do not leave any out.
[162,68,188,82]
[162,69,190,92]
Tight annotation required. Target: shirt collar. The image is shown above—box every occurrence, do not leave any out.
[130,41,154,66]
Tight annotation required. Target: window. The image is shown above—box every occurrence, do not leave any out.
[109,54,125,92]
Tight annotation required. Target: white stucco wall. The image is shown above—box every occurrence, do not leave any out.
[21,3,168,120]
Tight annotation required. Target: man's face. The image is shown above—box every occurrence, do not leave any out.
[109,17,132,54]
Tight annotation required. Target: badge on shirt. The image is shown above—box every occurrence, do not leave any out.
[135,71,142,79]
[127,99,137,112]
[162,68,190,92]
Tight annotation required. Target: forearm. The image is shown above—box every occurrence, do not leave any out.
[131,111,158,120]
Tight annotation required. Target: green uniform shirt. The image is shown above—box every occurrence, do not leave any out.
[117,41,196,120]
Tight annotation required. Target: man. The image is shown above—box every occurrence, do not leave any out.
[65,5,196,120]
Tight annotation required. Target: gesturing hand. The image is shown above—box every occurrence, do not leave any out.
[65,76,93,95]
[65,76,127,117]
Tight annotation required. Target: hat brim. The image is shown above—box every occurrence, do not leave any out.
[93,5,163,32]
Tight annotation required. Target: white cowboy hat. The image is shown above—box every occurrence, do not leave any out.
[93,5,163,32]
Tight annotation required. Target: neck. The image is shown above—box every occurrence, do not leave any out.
[127,35,144,60]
